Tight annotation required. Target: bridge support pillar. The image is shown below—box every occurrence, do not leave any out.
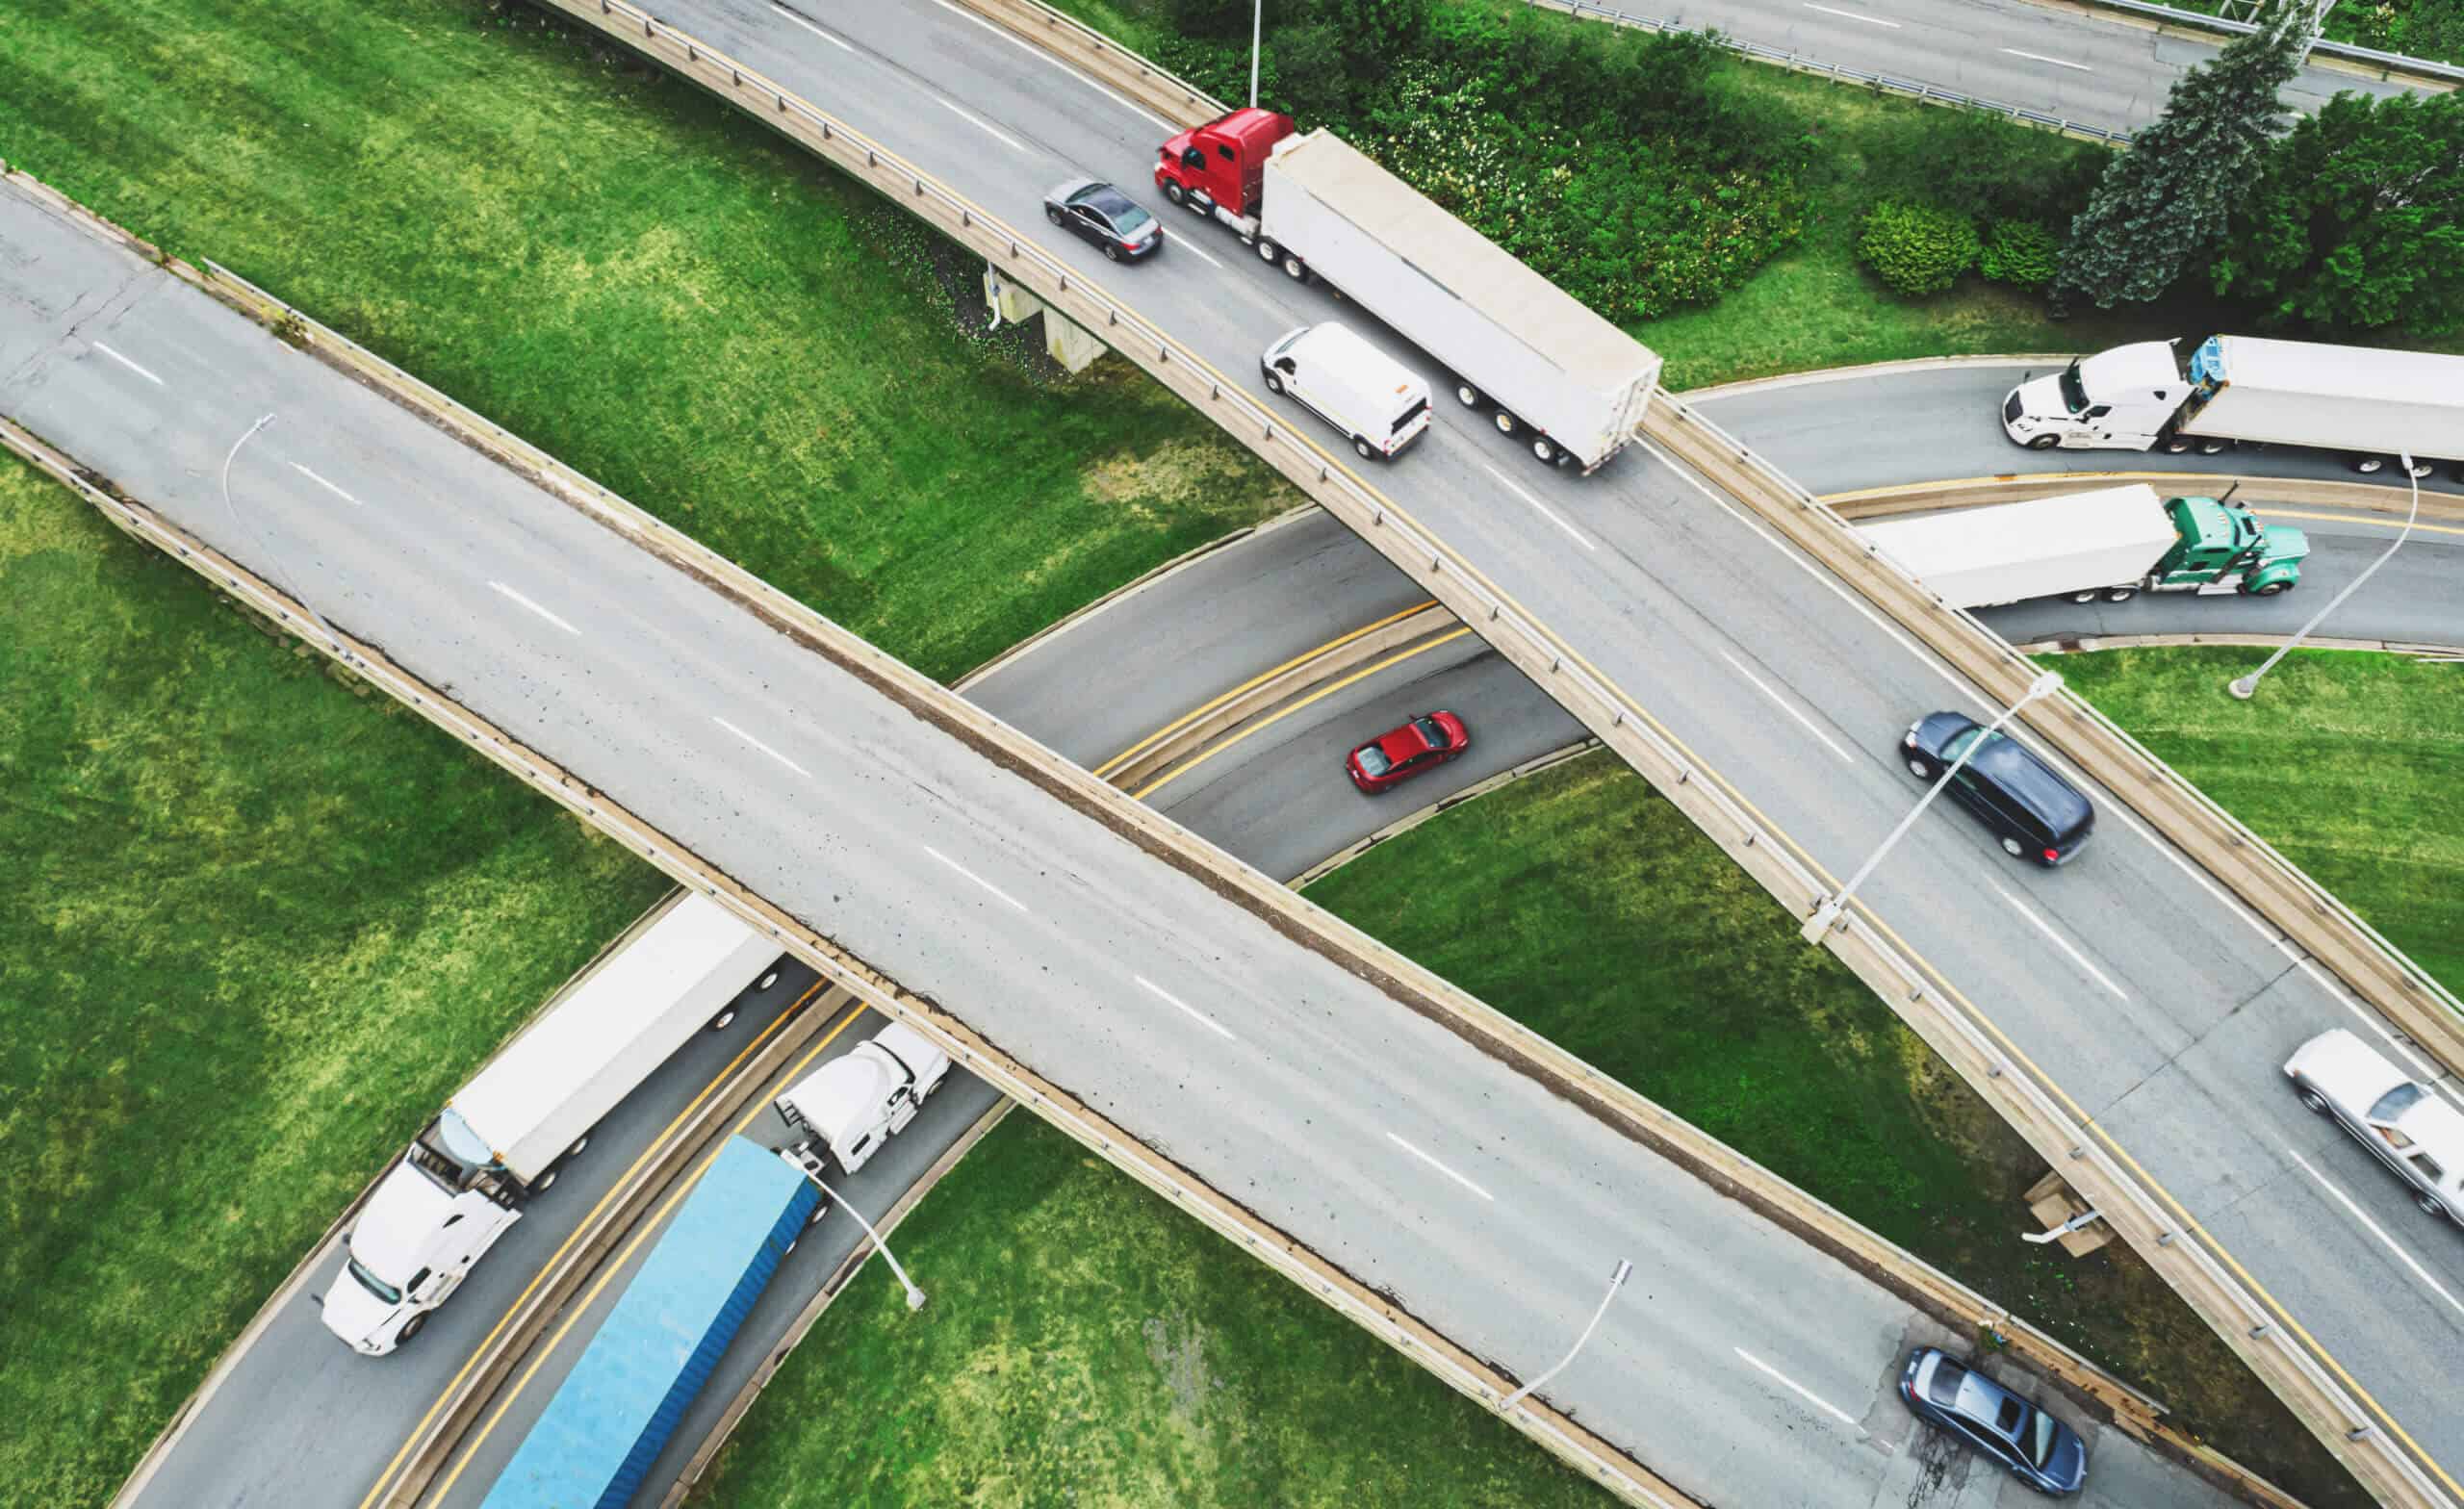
[983,264,1107,373]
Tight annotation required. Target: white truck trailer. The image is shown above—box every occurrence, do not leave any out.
[319,891,785,1355]
[1857,483,2308,607]
[2002,335,2464,477]
[774,1020,952,1179]
[1153,111,1660,473]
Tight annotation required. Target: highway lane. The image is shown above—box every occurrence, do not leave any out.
[7,170,2238,1509]
[624,0,2464,1491]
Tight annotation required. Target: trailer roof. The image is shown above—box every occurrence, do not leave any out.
[1858,484,2169,580]
[1272,131,1657,393]
[2218,336,2464,405]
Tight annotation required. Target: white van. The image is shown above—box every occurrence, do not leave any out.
[1260,322,1433,461]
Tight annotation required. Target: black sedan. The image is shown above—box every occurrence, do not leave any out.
[1901,711,2093,865]
[1042,178,1163,262]
[1900,1348,2089,1495]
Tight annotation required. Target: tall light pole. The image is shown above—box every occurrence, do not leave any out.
[806,1171,928,1311]
[1501,1259,1632,1412]
[2229,455,2419,700]
[1801,671,2066,944]
[218,413,351,664]
[1248,0,1263,108]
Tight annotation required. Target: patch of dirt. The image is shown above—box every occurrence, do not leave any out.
[1082,438,1252,514]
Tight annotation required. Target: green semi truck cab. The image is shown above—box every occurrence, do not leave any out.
[2151,495,2307,597]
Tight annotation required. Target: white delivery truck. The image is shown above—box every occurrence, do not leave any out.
[1154,111,1660,472]
[774,1020,952,1179]
[1260,322,1434,462]
[1857,483,2308,607]
[319,892,786,1355]
[2002,335,2464,477]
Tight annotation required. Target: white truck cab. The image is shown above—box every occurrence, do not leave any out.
[2001,342,2193,451]
[775,1021,953,1177]
[1260,322,1433,462]
[321,1156,520,1354]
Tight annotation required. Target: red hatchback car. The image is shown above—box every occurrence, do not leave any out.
[1348,711,1470,793]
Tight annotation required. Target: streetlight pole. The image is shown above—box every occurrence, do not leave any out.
[1248,0,1263,109]
[1500,1259,1632,1412]
[1801,670,2066,944]
[218,412,352,664]
[805,1171,928,1311]
[2229,455,2419,700]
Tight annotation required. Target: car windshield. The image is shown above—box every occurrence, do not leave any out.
[1354,743,1394,777]
[1412,716,1452,751]
[346,1255,404,1306]
[1084,188,1150,237]
[2370,1082,2428,1123]
[2025,1409,2063,1469]
[2058,358,2089,415]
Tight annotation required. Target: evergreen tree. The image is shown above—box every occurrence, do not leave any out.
[2052,0,2314,310]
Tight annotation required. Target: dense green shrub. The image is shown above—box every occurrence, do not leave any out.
[1856,200,1980,295]
[1978,217,2060,289]
[1860,105,2102,225]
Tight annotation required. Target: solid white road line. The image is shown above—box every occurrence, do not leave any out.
[925,0,1176,133]
[714,715,812,779]
[1733,1347,1862,1429]
[1136,975,1238,1040]
[1804,2,1902,24]
[291,463,363,507]
[91,341,164,386]
[1988,880,2129,1001]
[1719,651,1855,765]
[939,97,1027,154]
[2285,1147,2464,1321]
[1164,233,1224,271]
[1386,1132,1495,1202]
[772,5,857,53]
[923,844,1031,912]
[2002,47,2094,71]
[1478,461,1594,552]
[488,579,580,636]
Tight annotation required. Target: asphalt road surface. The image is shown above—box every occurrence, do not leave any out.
[5,172,2247,1509]
[564,0,2464,1492]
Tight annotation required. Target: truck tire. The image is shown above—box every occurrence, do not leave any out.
[1255,238,1280,266]
[2068,589,2101,604]
[1353,436,1375,460]
[567,1132,591,1159]
[533,1164,560,1193]
[2027,434,2060,450]
[1493,410,1519,437]
[2103,586,2137,602]
[2408,459,2435,479]
[756,965,783,992]
[1281,252,1307,280]
[2355,454,2386,473]
[2250,579,2290,597]
[1455,382,1483,409]
[708,1006,739,1031]
[1529,435,1558,466]
[398,1311,428,1345]
[1162,181,1186,208]
[2197,439,2227,455]
[2163,436,2193,453]
[1264,371,1286,395]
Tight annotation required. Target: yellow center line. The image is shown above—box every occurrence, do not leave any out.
[351,977,833,1509]
[1131,627,1476,802]
[1091,600,1441,779]
[424,1000,874,1504]
[2256,506,2464,539]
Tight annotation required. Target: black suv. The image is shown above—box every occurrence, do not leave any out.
[1901,712,2093,865]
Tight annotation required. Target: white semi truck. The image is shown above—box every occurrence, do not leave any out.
[1857,483,2308,608]
[774,1019,952,1179]
[1154,111,1661,473]
[319,892,786,1355]
[2002,335,2464,478]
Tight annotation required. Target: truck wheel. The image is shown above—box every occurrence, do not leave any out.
[2027,434,2060,450]
[1353,436,1375,460]
[1493,410,1519,437]
[2250,579,2289,597]
[2163,436,2193,453]
[1162,181,1186,208]
[398,1311,428,1345]
[708,1006,739,1031]
[2407,459,2435,479]
[533,1165,560,1193]
[1282,253,1307,280]
[2069,589,2101,604]
[2355,454,2386,473]
[1455,383,1483,409]
[1255,238,1280,266]
[2197,439,2227,455]
[2103,586,2137,603]
[756,966,783,992]
[567,1132,591,1159]
[1263,371,1285,395]
[1530,435,1557,466]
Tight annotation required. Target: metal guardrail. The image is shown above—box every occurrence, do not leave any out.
[2087,0,2464,83]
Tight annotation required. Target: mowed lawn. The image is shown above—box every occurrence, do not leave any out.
[0,0,1298,683]
[0,455,674,1502]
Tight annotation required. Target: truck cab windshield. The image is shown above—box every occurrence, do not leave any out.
[346,1255,404,1306]
[2058,359,2089,415]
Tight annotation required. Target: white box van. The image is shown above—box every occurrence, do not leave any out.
[1260,322,1433,461]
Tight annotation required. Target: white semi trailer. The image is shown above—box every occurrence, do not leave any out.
[774,1020,952,1179]
[1857,483,2308,608]
[319,891,785,1355]
[1155,111,1661,473]
[2002,335,2464,478]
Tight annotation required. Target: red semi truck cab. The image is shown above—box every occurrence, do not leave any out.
[1156,108,1296,235]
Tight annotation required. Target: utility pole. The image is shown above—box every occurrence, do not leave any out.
[2230,456,2419,699]
[1249,0,1263,108]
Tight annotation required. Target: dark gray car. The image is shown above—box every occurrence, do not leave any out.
[1900,1347,2089,1495]
[1041,177,1162,262]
